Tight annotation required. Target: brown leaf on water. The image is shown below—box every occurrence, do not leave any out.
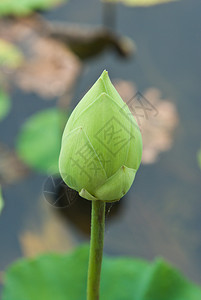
[20,202,75,257]
[0,143,29,186]
[0,17,82,99]
[16,37,81,99]
[114,80,179,164]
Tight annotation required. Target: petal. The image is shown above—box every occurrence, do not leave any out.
[79,189,98,201]
[125,118,143,170]
[59,127,107,195]
[95,165,136,201]
[62,70,132,137]
[72,92,134,178]
[62,74,107,135]
[100,70,128,110]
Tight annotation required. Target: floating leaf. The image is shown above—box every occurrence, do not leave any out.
[0,0,67,17]
[0,39,23,69]
[114,80,178,164]
[0,187,4,215]
[0,143,29,186]
[0,91,11,121]
[197,147,201,171]
[102,0,178,6]
[16,108,68,174]
[0,18,81,99]
[15,37,81,99]
[2,245,201,300]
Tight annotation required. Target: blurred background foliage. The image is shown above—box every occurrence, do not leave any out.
[0,39,23,69]
[0,187,3,215]
[0,91,11,122]
[16,108,67,174]
[0,0,68,17]
[2,245,201,300]
[102,0,177,6]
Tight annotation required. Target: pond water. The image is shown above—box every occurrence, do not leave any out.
[0,0,201,289]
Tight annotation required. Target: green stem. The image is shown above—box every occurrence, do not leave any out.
[87,200,106,300]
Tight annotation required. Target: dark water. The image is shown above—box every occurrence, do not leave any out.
[0,0,201,288]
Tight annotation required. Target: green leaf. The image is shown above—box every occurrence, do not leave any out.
[102,0,178,6]
[197,147,201,171]
[2,245,201,300]
[0,187,4,215]
[16,108,67,174]
[0,0,67,16]
[0,90,11,121]
[0,39,23,69]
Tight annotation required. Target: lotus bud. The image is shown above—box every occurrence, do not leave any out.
[59,70,142,202]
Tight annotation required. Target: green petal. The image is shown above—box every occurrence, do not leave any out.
[79,189,98,201]
[72,92,134,178]
[63,73,107,134]
[100,71,132,115]
[59,127,107,195]
[62,70,132,135]
[125,118,143,170]
[95,165,136,201]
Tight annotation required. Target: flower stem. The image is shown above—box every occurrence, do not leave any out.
[87,200,106,300]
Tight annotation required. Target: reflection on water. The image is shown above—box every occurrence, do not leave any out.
[41,175,123,236]
[0,0,201,290]
[19,185,122,255]
[20,200,75,257]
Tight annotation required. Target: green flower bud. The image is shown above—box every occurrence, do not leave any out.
[59,70,142,202]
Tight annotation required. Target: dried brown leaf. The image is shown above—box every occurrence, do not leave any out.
[114,80,179,164]
[0,143,29,185]
[0,17,82,99]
